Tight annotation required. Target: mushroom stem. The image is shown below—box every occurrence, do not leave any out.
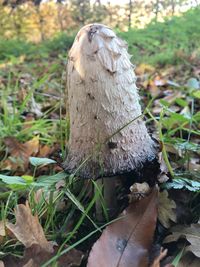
[95,177,117,221]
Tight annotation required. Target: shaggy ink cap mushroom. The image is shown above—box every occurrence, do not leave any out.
[63,23,157,179]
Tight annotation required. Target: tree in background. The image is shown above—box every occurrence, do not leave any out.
[91,0,108,23]
[0,0,199,41]
[70,0,92,26]
[128,0,132,29]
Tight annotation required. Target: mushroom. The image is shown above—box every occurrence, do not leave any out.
[63,23,158,220]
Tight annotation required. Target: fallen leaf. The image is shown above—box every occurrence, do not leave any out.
[38,144,52,158]
[164,222,200,257]
[2,244,83,267]
[24,136,40,157]
[158,152,168,175]
[177,252,200,267]
[187,158,200,171]
[3,136,39,171]
[23,259,37,267]
[3,202,83,267]
[6,202,54,253]
[158,190,176,228]
[87,187,158,267]
[22,113,35,131]
[135,63,155,76]
[0,261,5,267]
[21,244,83,267]
[153,75,167,87]
[150,247,169,267]
[168,190,193,225]
[157,152,169,183]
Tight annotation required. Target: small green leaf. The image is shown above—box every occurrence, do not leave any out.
[193,90,200,99]
[0,174,27,185]
[34,172,67,187]
[29,157,56,167]
[175,98,188,107]
[22,175,34,182]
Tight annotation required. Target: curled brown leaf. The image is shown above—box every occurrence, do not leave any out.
[87,187,158,267]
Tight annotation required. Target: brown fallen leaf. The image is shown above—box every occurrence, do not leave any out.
[187,158,200,171]
[22,113,35,131]
[0,261,5,267]
[3,243,83,267]
[6,202,54,253]
[177,252,200,267]
[23,259,37,267]
[87,187,158,267]
[3,202,83,267]
[150,247,169,267]
[135,63,155,76]
[38,144,52,158]
[157,151,169,183]
[164,222,200,258]
[3,136,39,171]
[158,190,176,228]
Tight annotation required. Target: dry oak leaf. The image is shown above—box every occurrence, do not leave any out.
[87,187,158,267]
[6,202,54,253]
[164,222,200,258]
[158,190,176,228]
[3,203,83,267]
[3,136,39,171]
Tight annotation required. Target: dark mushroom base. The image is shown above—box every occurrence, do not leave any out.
[121,156,160,187]
[115,156,160,213]
[63,154,160,186]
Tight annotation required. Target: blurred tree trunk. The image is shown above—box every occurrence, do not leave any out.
[128,0,132,29]
[70,0,91,26]
[171,0,175,15]
[155,0,159,21]
[57,0,65,31]
[12,6,26,39]
[35,5,45,41]
[107,1,113,24]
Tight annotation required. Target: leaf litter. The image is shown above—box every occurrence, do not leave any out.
[2,202,83,267]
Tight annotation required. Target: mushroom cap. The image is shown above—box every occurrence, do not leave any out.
[63,23,156,179]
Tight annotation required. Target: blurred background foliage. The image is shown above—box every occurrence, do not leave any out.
[0,0,199,65]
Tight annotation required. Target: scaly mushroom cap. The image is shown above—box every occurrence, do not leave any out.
[63,23,156,179]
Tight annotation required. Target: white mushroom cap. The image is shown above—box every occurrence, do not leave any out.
[63,23,156,179]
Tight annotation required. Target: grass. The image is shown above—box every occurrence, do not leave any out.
[119,7,200,65]
[0,7,200,266]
